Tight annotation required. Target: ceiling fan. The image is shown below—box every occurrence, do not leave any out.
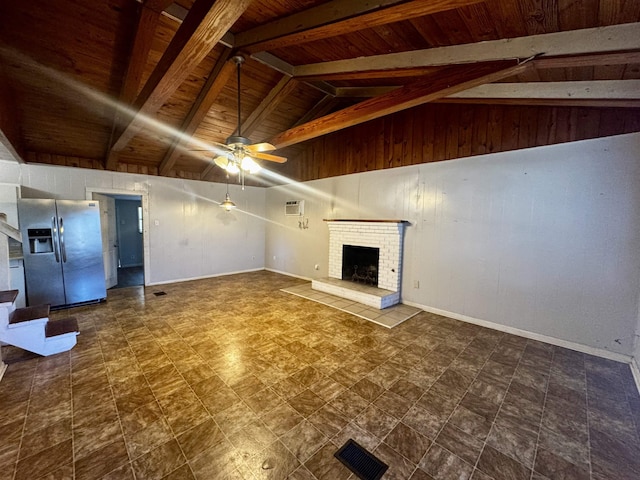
[206,55,287,183]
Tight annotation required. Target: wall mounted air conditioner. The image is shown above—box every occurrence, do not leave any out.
[285,200,304,216]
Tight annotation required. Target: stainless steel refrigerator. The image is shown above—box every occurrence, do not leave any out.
[18,199,106,307]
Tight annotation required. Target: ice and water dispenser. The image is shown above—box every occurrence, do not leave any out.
[27,228,54,254]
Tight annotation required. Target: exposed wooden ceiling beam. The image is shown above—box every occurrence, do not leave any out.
[339,80,640,105]
[159,49,234,176]
[160,5,337,98]
[301,49,640,84]
[335,86,399,97]
[292,23,640,78]
[291,95,342,128]
[533,50,640,69]
[448,80,640,102]
[162,2,234,47]
[241,77,299,137]
[250,52,336,96]
[300,67,442,82]
[234,0,484,54]
[107,0,251,167]
[121,4,173,104]
[105,2,167,169]
[271,60,530,149]
[439,98,640,108]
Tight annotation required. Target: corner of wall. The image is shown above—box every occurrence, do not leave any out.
[631,357,640,396]
[632,308,640,395]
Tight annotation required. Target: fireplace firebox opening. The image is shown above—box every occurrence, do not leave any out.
[342,245,380,287]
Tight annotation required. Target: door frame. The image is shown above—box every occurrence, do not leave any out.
[85,188,150,286]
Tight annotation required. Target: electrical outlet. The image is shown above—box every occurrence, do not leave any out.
[314,264,319,270]
[414,280,419,289]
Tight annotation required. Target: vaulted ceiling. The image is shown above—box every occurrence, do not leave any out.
[0,0,638,185]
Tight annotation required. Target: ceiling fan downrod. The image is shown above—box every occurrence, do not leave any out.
[230,55,245,144]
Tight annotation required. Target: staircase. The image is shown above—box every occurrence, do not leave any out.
[0,290,79,356]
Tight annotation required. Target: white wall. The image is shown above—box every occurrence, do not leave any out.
[634,308,640,374]
[1,133,639,361]
[0,161,266,285]
[265,132,640,358]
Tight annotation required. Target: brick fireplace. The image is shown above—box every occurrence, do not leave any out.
[312,220,408,309]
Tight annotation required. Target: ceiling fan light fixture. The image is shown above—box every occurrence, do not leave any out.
[207,55,285,182]
[226,162,240,174]
[214,155,240,174]
[241,156,261,174]
[214,155,230,169]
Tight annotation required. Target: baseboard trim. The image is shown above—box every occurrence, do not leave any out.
[402,300,633,364]
[146,268,265,286]
[264,268,312,281]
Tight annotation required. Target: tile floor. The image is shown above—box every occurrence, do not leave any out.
[281,283,421,328]
[111,267,145,290]
[0,271,639,480]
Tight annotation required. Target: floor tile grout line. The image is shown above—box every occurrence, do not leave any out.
[11,352,39,480]
[361,333,474,479]
[467,335,528,478]
[94,309,139,479]
[92,305,171,477]
[68,349,75,480]
[526,345,556,480]
[124,312,206,479]
[152,308,317,478]
[404,325,506,479]
[584,358,593,480]
[289,319,432,476]
[10,273,640,480]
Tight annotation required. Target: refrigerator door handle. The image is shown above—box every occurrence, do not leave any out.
[60,217,67,263]
[52,216,60,263]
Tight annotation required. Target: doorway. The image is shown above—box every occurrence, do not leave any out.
[114,198,144,288]
[89,190,148,289]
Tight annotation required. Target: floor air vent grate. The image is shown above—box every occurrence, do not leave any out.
[334,439,388,480]
[153,291,167,296]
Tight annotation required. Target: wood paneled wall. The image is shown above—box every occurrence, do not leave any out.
[23,151,258,184]
[279,104,640,182]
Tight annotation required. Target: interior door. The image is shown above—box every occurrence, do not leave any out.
[94,193,117,288]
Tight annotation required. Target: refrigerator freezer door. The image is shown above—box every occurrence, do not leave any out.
[18,199,66,306]
[56,200,106,305]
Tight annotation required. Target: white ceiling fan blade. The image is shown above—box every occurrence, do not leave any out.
[246,142,276,153]
[252,152,287,163]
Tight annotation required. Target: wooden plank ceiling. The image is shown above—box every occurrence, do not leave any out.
[0,0,638,184]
